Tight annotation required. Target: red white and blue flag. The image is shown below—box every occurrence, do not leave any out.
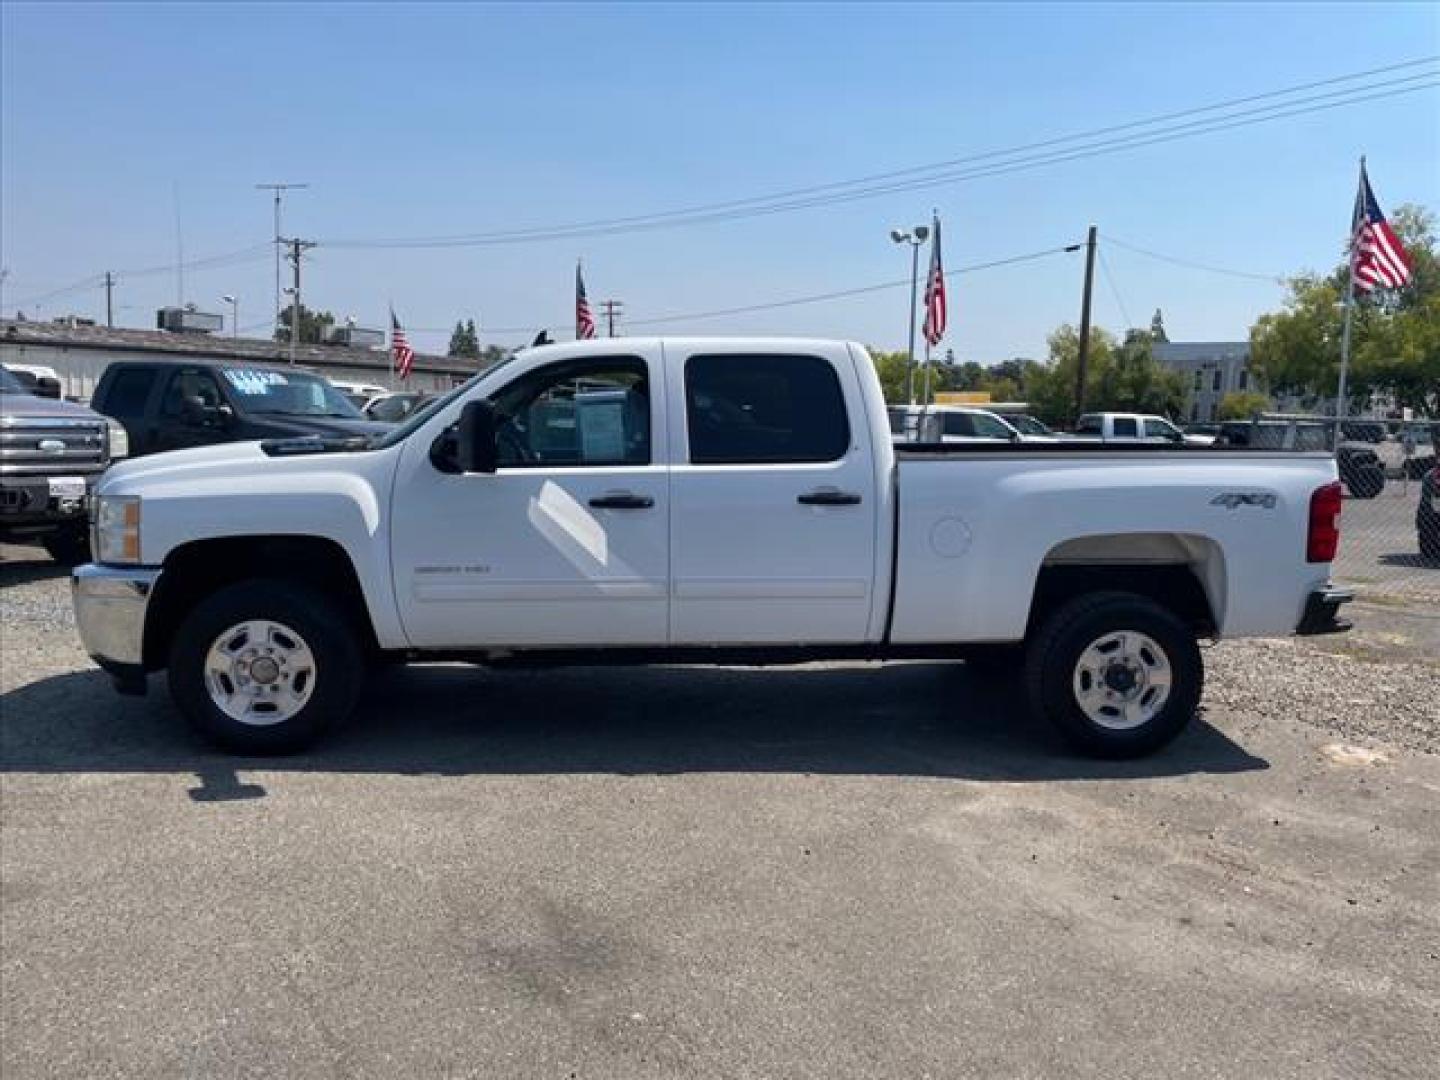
[575,263,596,340]
[1350,163,1412,293]
[922,214,947,347]
[390,309,415,380]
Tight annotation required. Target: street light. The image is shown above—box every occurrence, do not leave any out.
[891,225,929,404]
[221,295,238,338]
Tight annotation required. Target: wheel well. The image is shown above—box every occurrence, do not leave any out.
[143,535,377,670]
[1028,563,1218,638]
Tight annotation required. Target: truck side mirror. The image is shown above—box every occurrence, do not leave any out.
[457,399,499,474]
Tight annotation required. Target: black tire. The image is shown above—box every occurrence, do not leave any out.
[41,525,91,567]
[1421,526,1440,562]
[168,579,362,754]
[1025,591,1203,759]
[1345,469,1385,500]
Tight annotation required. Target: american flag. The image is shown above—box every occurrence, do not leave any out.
[575,263,596,340]
[922,214,947,347]
[1351,162,1412,293]
[391,309,415,380]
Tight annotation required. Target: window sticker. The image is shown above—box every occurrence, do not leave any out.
[223,369,289,395]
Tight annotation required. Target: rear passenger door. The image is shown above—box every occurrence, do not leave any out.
[667,348,878,644]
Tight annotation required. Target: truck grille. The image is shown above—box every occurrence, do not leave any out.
[0,416,109,474]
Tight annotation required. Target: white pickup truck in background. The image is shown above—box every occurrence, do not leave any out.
[1073,412,1208,445]
[74,338,1351,757]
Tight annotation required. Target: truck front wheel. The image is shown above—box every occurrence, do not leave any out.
[1026,591,1202,758]
[168,580,363,754]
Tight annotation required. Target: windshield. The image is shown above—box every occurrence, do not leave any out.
[220,368,364,418]
[0,367,31,394]
[369,359,514,450]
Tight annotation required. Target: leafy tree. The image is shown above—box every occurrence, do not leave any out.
[1250,203,1438,415]
[1218,391,1271,420]
[274,304,335,345]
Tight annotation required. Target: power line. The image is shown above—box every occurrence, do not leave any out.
[409,244,1078,337]
[321,60,1438,249]
[1101,233,1285,283]
[1096,246,1133,329]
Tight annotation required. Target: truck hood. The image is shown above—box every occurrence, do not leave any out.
[102,435,385,494]
[0,392,104,421]
[239,415,391,439]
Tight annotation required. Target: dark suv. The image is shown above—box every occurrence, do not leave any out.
[91,360,390,458]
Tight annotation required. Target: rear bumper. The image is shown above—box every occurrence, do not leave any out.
[72,563,162,693]
[1295,585,1354,636]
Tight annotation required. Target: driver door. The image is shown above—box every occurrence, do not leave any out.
[390,347,670,648]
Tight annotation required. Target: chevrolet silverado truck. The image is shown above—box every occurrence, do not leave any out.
[72,338,1351,757]
[1,365,127,564]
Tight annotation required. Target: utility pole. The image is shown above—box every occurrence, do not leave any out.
[104,272,114,328]
[282,237,316,366]
[1074,224,1098,416]
[256,183,310,336]
[598,299,624,338]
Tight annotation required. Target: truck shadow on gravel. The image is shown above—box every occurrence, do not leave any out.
[0,552,69,586]
[0,662,1267,799]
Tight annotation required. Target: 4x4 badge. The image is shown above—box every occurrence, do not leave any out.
[1211,492,1277,509]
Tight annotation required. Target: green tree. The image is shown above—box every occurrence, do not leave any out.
[1250,203,1438,414]
[274,304,335,345]
[448,319,482,359]
[1217,391,1271,420]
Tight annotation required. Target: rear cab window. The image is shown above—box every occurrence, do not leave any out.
[684,353,849,464]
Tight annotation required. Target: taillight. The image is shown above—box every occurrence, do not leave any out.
[1307,481,1343,563]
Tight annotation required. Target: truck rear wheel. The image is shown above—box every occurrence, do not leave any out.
[168,580,362,754]
[1026,591,1202,758]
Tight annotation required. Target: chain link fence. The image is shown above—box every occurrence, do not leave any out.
[1327,418,1439,607]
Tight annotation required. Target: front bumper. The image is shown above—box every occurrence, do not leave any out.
[72,563,162,692]
[0,472,99,533]
[1295,585,1354,636]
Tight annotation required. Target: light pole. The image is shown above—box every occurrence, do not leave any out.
[890,224,929,404]
[221,294,238,338]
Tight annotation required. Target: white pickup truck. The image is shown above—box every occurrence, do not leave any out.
[73,338,1352,757]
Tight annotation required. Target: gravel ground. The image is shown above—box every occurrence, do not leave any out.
[3,545,1439,1079]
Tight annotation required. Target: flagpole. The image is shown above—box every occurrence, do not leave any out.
[1336,156,1364,438]
[388,302,395,390]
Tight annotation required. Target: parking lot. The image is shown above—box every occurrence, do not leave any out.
[2,543,1437,1078]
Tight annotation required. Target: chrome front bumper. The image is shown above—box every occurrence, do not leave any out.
[72,563,162,668]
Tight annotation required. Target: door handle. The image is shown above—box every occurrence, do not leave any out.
[588,492,655,510]
[797,488,862,506]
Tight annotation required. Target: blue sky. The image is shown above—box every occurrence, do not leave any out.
[2,2,1436,360]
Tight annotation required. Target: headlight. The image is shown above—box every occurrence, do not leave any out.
[94,495,141,564]
[106,419,129,460]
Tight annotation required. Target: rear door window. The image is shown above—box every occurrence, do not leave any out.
[103,367,158,420]
[941,412,974,437]
[1112,417,1139,437]
[685,354,849,464]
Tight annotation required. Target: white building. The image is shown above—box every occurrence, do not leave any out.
[0,319,479,402]
[1152,340,1254,422]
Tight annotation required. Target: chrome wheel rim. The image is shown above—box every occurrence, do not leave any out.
[1072,630,1172,731]
[203,620,317,726]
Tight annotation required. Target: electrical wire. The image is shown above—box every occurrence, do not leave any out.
[1096,247,1133,329]
[1101,233,1286,283]
[408,244,1078,336]
[321,61,1439,249]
